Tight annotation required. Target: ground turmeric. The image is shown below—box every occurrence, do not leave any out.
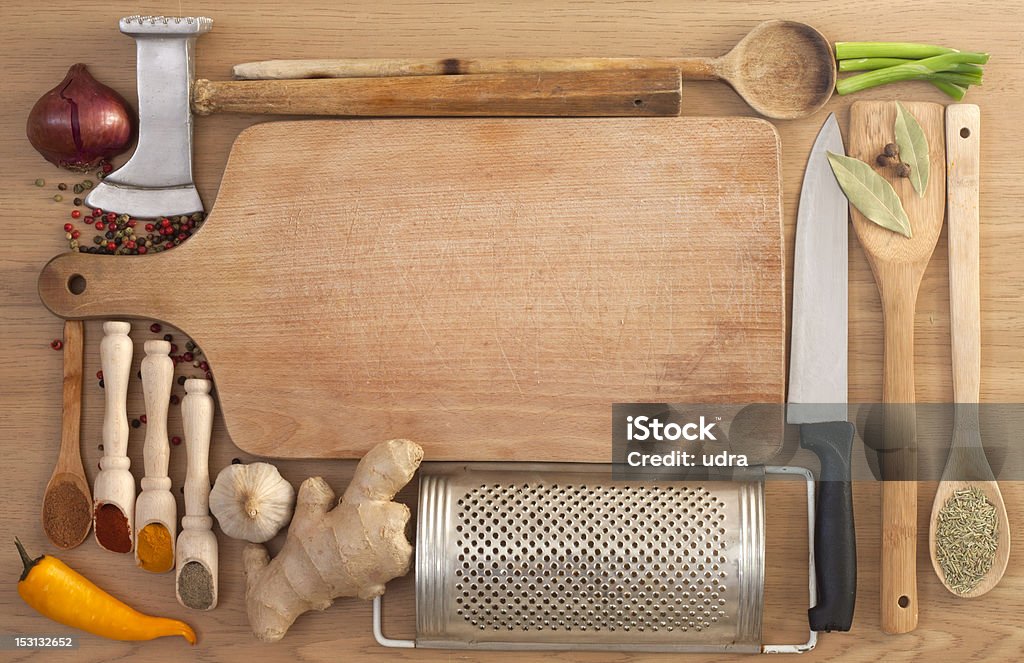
[136,523,173,573]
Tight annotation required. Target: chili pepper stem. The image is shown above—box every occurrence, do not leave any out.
[15,538,41,580]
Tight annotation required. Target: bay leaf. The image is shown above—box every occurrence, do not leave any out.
[827,151,913,238]
[894,101,930,197]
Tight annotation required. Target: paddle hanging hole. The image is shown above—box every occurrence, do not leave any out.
[897,595,910,608]
[960,127,971,138]
[633,98,645,107]
[67,274,86,295]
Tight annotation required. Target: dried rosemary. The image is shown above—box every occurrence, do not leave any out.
[936,487,998,595]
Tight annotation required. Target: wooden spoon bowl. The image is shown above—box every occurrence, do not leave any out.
[715,20,836,120]
[930,478,1010,597]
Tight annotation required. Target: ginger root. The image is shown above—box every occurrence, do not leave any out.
[243,439,423,642]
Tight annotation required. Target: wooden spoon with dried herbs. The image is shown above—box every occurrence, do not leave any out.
[928,104,1009,598]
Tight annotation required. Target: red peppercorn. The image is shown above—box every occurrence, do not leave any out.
[72,230,80,239]
[107,212,117,222]
[92,208,103,217]
[106,242,116,251]
[102,162,114,173]
[50,339,63,350]
[84,217,94,225]
[140,414,147,424]
[145,223,155,232]
[199,361,209,371]
[64,223,73,232]
[137,246,147,255]
[160,218,171,227]
[96,370,103,380]
[182,352,194,362]
[150,323,162,333]
[95,221,105,230]
[170,344,178,353]
[70,210,81,219]
[127,219,136,227]
[205,371,213,380]
[171,436,182,446]
[164,241,174,249]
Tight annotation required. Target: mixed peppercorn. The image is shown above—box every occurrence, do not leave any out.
[36,165,206,255]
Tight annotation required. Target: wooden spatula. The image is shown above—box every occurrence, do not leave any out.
[849,100,945,634]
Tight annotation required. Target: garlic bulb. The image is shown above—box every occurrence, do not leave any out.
[210,463,295,543]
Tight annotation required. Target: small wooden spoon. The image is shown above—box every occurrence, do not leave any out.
[233,20,837,120]
[929,104,1009,598]
[41,320,93,549]
[849,101,946,634]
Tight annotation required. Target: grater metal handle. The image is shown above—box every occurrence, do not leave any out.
[799,421,857,632]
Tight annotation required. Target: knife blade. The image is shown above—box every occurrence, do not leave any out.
[787,113,857,633]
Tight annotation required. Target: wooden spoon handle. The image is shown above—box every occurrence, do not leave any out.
[100,321,133,459]
[182,379,214,522]
[58,320,85,476]
[232,57,719,81]
[879,282,919,634]
[141,341,173,482]
[193,69,684,117]
[946,104,981,404]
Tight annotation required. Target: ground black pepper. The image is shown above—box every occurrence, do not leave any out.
[178,561,214,610]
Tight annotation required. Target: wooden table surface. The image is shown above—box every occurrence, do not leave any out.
[1,1,1022,661]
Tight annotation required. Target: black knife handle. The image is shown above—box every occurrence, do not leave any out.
[799,420,856,632]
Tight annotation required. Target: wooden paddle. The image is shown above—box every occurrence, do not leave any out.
[849,100,945,634]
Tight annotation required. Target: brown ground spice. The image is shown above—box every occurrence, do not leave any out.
[42,481,91,548]
[94,502,131,553]
[178,561,214,610]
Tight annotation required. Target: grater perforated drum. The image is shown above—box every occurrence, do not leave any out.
[374,463,817,654]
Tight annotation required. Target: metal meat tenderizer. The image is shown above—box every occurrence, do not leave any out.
[374,463,819,653]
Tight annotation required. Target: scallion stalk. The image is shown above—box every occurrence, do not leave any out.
[839,58,984,75]
[836,52,989,95]
[930,81,968,101]
[835,42,958,60]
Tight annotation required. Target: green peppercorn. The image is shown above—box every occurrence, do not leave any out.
[191,212,204,222]
[83,180,93,189]
[34,178,45,187]
[72,184,83,194]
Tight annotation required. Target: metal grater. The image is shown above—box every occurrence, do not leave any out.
[374,463,816,654]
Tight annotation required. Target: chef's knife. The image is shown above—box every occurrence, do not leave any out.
[788,113,857,633]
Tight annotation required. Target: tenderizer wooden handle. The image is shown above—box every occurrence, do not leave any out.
[192,69,682,116]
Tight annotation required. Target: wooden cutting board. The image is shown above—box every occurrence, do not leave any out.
[38,118,784,460]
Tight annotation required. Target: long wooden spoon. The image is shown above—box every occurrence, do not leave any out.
[849,100,945,634]
[233,20,836,120]
[41,320,92,549]
[929,104,1009,598]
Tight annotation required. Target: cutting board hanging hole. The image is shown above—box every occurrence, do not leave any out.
[68,274,86,295]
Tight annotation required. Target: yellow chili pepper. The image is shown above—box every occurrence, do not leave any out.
[15,538,196,644]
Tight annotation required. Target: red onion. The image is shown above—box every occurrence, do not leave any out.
[26,63,135,171]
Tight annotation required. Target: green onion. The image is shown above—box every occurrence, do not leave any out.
[930,81,967,101]
[836,52,989,95]
[835,42,958,60]
[839,58,984,75]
